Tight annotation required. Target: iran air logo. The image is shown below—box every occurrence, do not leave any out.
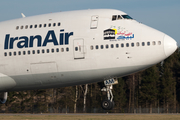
[4,29,73,50]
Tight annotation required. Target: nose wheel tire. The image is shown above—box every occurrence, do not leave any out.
[101,99,114,110]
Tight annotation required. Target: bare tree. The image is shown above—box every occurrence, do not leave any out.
[80,84,88,113]
[74,85,78,113]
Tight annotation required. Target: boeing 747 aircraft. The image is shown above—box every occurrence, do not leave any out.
[0,9,177,110]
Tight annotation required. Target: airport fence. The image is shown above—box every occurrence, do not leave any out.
[1,105,180,113]
[2,107,180,113]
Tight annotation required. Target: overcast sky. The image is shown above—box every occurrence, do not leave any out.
[0,0,179,45]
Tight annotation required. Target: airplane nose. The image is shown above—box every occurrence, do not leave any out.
[164,35,177,57]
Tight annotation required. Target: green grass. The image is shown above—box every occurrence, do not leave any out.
[0,114,180,120]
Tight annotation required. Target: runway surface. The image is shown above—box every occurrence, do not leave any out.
[0,113,180,115]
[1,113,180,120]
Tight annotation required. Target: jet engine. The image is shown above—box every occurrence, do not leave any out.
[0,92,8,104]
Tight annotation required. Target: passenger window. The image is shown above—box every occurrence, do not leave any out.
[9,52,12,56]
[90,46,94,50]
[111,44,114,48]
[39,24,42,28]
[25,25,28,29]
[47,49,49,53]
[34,25,37,28]
[101,45,104,49]
[66,47,69,52]
[21,26,23,29]
[51,49,54,53]
[158,41,161,45]
[142,42,145,46]
[28,50,30,55]
[42,49,45,53]
[58,22,61,26]
[32,50,35,54]
[147,42,150,46]
[30,25,33,29]
[18,51,21,55]
[116,44,119,48]
[4,52,7,56]
[112,15,117,21]
[121,43,124,47]
[131,43,134,47]
[44,24,46,27]
[14,52,16,56]
[96,45,99,49]
[56,48,59,52]
[16,26,19,30]
[106,44,109,49]
[152,41,156,45]
[61,48,64,52]
[53,23,56,27]
[37,50,40,54]
[75,47,78,51]
[48,23,51,27]
[126,43,129,47]
[136,42,140,46]
[23,51,26,55]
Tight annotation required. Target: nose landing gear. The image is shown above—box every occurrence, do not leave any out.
[101,78,118,110]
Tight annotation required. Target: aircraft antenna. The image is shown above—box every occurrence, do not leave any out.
[21,13,26,18]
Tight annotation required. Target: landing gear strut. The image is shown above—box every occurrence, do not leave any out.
[101,78,118,110]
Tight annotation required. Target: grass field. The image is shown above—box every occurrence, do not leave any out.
[0,114,180,120]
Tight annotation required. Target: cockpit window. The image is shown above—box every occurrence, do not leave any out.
[112,15,117,21]
[121,15,133,19]
[112,15,132,21]
[117,15,122,20]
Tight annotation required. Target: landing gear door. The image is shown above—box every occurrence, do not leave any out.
[90,15,99,29]
[73,39,85,59]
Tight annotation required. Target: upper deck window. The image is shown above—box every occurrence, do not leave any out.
[121,15,133,19]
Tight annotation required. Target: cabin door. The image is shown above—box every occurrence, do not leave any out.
[73,39,85,59]
[90,15,99,29]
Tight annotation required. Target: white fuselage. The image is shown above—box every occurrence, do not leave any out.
[0,9,177,92]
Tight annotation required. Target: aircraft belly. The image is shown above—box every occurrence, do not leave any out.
[7,64,153,91]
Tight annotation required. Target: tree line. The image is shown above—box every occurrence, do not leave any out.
[1,48,180,113]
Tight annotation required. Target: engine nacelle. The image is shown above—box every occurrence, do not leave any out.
[0,92,8,104]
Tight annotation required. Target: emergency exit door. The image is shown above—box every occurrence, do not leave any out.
[73,39,85,59]
[90,15,99,29]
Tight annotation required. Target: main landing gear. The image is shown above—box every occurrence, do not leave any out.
[101,78,118,110]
